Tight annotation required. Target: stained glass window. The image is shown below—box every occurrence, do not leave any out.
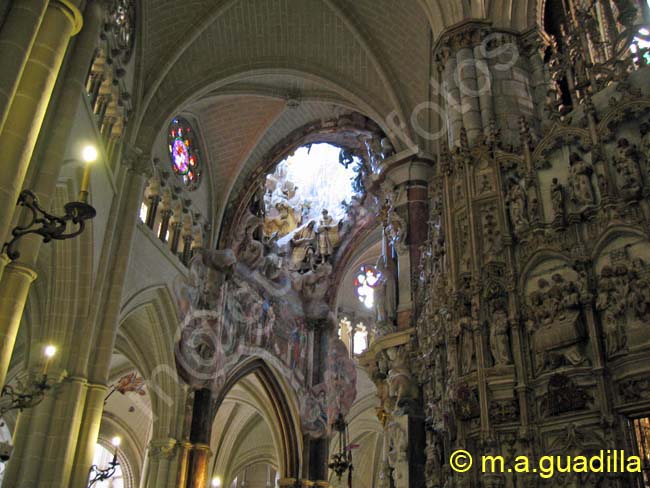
[168,117,201,190]
[354,265,382,309]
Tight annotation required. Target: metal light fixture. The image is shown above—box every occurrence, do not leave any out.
[88,436,121,487]
[0,345,56,416]
[328,413,354,487]
[3,146,98,260]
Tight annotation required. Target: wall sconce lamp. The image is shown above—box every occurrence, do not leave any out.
[2,145,98,260]
[88,436,121,487]
[0,344,57,416]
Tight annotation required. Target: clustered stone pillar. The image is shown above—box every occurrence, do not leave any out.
[0,0,105,391]
[434,22,537,149]
[378,152,434,330]
[0,0,48,135]
[2,157,150,487]
[359,151,433,488]
[140,437,186,487]
[0,0,83,264]
[0,3,154,482]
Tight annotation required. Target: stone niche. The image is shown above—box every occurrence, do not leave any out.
[523,260,591,376]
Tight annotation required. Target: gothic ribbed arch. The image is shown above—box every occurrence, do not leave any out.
[131,63,392,157]
[589,226,650,263]
[213,357,302,480]
[518,249,572,288]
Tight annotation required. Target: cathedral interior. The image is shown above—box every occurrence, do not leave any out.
[1,0,650,487]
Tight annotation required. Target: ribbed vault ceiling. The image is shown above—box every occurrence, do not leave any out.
[134,0,539,225]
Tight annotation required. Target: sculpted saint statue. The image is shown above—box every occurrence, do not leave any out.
[374,254,397,327]
[568,152,595,207]
[290,221,316,271]
[550,177,565,223]
[506,178,529,231]
[613,137,642,197]
[490,309,512,366]
[317,209,339,261]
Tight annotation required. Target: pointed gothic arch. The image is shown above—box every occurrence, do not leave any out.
[212,357,303,481]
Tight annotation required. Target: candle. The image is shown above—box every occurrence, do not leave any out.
[42,344,56,376]
[111,436,121,464]
[79,145,98,203]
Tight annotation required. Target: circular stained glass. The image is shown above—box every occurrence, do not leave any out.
[168,117,201,190]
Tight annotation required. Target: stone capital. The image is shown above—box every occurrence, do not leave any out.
[4,261,38,283]
[52,0,84,35]
[379,150,435,188]
[122,144,154,177]
[148,437,179,459]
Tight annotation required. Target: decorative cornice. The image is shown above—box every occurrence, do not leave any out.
[432,19,521,65]
[358,327,415,369]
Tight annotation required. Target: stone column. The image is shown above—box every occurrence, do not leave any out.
[0,0,106,390]
[0,263,37,387]
[2,156,149,487]
[68,382,108,487]
[378,151,434,329]
[0,0,49,135]
[4,376,90,487]
[185,388,214,488]
[305,320,329,486]
[433,22,535,149]
[84,162,149,380]
[187,440,212,485]
[23,0,106,217]
[158,188,173,241]
[142,437,181,488]
[145,174,162,229]
[358,329,422,488]
[0,0,82,251]
[175,440,193,488]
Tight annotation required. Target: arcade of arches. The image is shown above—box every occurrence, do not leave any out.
[1,1,650,487]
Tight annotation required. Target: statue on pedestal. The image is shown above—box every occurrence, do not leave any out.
[506,178,529,232]
[375,254,397,329]
[550,177,566,225]
[317,209,339,262]
[489,309,512,367]
[567,152,595,208]
[289,221,316,272]
[613,137,643,198]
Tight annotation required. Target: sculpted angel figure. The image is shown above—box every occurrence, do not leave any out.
[317,209,339,261]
